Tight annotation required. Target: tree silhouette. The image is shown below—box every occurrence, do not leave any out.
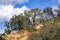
[43,7,54,18]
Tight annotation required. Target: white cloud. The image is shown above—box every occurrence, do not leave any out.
[0,5,29,22]
[52,0,60,4]
[0,0,29,5]
[0,0,29,34]
[58,0,60,4]
[52,5,58,10]
[0,29,4,34]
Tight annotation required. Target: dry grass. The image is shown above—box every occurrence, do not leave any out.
[3,24,44,40]
[3,30,30,40]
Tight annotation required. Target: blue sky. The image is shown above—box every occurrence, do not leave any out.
[14,0,59,9]
[0,0,60,34]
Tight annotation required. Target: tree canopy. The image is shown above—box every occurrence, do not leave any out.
[3,5,60,36]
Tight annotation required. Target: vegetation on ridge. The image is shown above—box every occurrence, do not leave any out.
[0,5,60,40]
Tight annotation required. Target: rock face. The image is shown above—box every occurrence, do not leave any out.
[3,30,30,40]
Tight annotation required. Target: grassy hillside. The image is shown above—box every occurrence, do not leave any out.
[28,19,60,40]
[1,19,60,40]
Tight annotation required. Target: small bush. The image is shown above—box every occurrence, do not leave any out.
[0,36,5,40]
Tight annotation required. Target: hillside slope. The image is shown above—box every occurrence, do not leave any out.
[3,19,60,40]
